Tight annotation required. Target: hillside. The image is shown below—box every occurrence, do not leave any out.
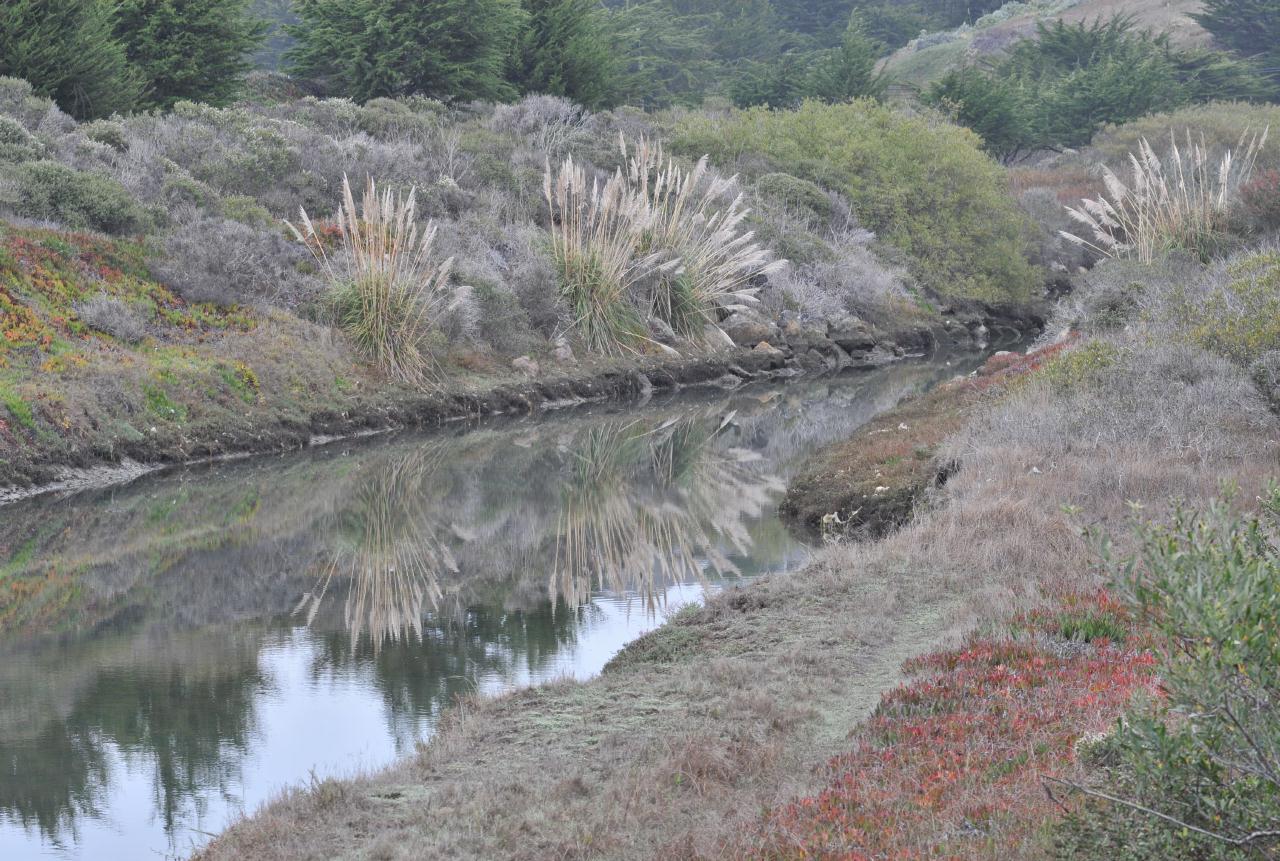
[884,0,1209,90]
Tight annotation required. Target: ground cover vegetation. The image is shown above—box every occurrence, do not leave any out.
[744,107,1280,858]
[1,2,1279,858]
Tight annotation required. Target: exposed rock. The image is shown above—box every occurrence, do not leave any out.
[552,339,576,365]
[722,311,779,348]
[782,318,828,350]
[648,317,677,345]
[753,340,784,358]
[827,315,879,353]
[512,356,540,377]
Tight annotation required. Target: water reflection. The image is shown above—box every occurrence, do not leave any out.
[0,358,982,859]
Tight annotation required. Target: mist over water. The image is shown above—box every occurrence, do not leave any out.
[0,355,990,860]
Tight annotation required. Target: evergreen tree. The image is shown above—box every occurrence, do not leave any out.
[288,0,527,103]
[1195,0,1280,71]
[0,0,142,119]
[116,0,268,109]
[513,0,617,108]
[805,16,888,103]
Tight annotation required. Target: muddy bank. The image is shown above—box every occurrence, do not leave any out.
[779,340,1066,542]
[0,301,1042,502]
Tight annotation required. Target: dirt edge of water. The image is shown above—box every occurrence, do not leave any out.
[1,303,1044,505]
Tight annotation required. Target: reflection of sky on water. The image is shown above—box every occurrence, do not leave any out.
[0,355,989,860]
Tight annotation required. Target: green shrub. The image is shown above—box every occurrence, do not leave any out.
[3,161,150,234]
[755,172,834,226]
[1038,340,1123,392]
[82,119,129,153]
[671,100,1037,303]
[1090,102,1280,169]
[1057,489,1280,859]
[220,194,273,227]
[1191,251,1280,364]
[0,115,41,163]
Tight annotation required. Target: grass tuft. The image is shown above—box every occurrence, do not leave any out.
[289,175,460,385]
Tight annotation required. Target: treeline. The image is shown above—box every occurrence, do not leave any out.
[1,0,1276,150]
[0,0,1112,120]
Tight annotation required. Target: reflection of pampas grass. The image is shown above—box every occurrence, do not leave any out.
[551,411,783,611]
[295,446,458,651]
[1062,129,1267,263]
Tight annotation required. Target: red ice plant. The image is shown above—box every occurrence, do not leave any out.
[745,591,1156,860]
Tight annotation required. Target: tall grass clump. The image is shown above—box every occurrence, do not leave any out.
[623,137,783,341]
[289,175,460,385]
[544,135,782,355]
[543,153,654,354]
[1063,129,1268,263]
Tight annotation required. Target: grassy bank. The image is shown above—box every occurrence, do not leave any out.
[0,80,1050,493]
[779,339,1074,540]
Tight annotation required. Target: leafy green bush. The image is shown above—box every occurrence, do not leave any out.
[1056,489,1280,860]
[0,114,41,163]
[1191,250,1280,364]
[82,119,129,153]
[926,18,1275,160]
[671,100,1037,303]
[2,161,151,234]
[754,173,834,226]
[1090,103,1280,168]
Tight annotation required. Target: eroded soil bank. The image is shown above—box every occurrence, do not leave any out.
[0,301,1041,502]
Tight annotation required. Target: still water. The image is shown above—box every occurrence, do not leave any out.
[0,355,987,859]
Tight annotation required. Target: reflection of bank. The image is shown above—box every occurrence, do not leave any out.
[552,411,784,610]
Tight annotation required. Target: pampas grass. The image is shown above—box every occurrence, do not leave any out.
[624,137,784,341]
[544,135,783,355]
[288,175,462,385]
[1063,129,1268,264]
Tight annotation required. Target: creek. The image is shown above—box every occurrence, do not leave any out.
[0,348,1004,859]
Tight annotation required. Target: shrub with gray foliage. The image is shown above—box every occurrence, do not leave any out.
[74,294,148,343]
[151,216,325,309]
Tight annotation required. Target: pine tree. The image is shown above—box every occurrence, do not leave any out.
[288,0,527,103]
[0,0,142,119]
[1194,0,1280,70]
[116,0,268,109]
[513,0,617,108]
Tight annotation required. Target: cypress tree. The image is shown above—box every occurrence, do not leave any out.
[115,0,268,109]
[1194,0,1280,70]
[0,0,142,119]
[288,0,527,103]
[514,0,617,108]
[805,16,888,103]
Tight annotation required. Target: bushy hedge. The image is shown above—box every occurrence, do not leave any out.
[671,99,1037,303]
[1057,489,1280,860]
[1,161,151,234]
